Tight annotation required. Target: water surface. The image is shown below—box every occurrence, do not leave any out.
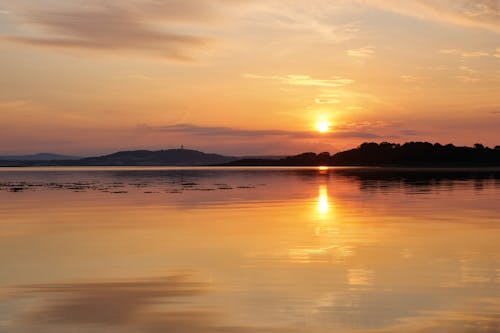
[1,167,499,333]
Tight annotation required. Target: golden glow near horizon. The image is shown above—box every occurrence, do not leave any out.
[316,120,330,133]
[0,1,498,155]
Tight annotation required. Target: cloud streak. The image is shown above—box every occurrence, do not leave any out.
[347,46,375,58]
[244,74,354,87]
[1,2,224,60]
[147,123,381,139]
[439,48,491,58]
[363,0,500,33]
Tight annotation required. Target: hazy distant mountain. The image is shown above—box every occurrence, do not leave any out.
[0,153,81,161]
[77,149,237,166]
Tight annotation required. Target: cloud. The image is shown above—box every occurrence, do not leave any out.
[1,1,227,60]
[362,0,500,33]
[347,46,374,58]
[146,123,381,139]
[315,95,341,104]
[439,48,461,55]
[456,75,480,83]
[461,51,490,57]
[400,75,428,83]
[439,48,491,58]
[244,74,354,87]
[399,129,420,136]
[243,1,363,43]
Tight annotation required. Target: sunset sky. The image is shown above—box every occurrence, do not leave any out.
[1,0,499,156]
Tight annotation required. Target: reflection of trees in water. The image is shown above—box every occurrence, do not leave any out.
[329,168,500,193]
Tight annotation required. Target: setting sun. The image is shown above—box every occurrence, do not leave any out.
[316,121,330,133]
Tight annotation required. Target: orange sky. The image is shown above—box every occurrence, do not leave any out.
[0,0,499,156]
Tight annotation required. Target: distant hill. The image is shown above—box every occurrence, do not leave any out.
[76,149,236,166]
[0,149,237,166]
[0,153,81,161]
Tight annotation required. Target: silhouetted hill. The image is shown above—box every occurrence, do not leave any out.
[330,142,500,166]
[77,149,237,166]
[225,142,500,167]
[0,153,80,161]
[0,149,236,166]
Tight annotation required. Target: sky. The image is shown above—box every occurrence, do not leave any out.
[0,0,499,156]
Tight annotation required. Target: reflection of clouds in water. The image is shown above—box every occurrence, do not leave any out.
[362,305,500,333]
[7,273,299,333]
[347,269,374,288]
[20,273,208,326]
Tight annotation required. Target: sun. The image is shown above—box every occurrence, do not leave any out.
[316,120,330,133]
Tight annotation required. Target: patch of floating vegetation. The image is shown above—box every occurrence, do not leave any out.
[130,183,149,187]
[184,187,216,191]
[0,179,261,195]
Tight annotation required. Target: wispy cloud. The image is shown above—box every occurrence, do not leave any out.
[244,74,354,87]
[315,94,341,104]
[347,46,374,58]
[246,1,363,43]
[145,123,381,139]
[400,75,428,83]
[439,48,491,58]
[0,1,237,60]
[461,51,490,57]
[363,0,500,33]
[456,75,480,83]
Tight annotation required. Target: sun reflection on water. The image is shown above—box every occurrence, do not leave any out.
[318,166,329,173]
[317,185,329,216]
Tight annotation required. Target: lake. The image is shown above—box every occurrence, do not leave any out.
[0,167,499,333]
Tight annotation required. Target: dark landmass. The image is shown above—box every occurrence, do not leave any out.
[0,153,81,161]
[0,149,237,166]
[74,149,237,166]
[1,142,499,167]
[224,142,500,167]
[240,155,285,160]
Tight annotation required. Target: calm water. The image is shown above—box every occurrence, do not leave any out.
[0,167,499,333]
